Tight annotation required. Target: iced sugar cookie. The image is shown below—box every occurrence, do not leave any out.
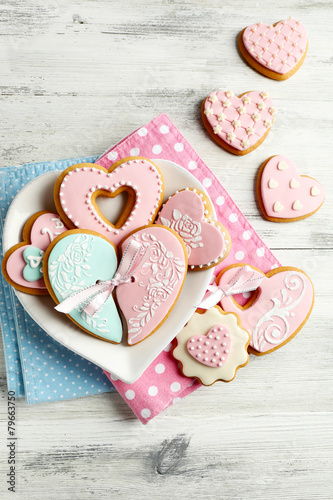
[239,19,308,81]
[156,188,231,270]
[172,306,250,385]
[54,157,164,246]
[116,225,187,345]
[217,264,314,355]
[2,211,68,295]
[202,91,275,155]
[44,230,123,343]
[257,155,325,222]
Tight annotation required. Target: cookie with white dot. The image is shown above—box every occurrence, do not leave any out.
[172,306,250,385]
[238,18,308,81]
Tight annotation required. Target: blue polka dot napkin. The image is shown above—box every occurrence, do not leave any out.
[0,157,114,403]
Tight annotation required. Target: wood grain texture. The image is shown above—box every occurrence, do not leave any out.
[0,1,332,498]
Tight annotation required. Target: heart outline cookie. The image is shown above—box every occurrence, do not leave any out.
[54,157,165,246]
[216,264,314,356]
[156,188,231,270]
[201,91,275,155]
[2,211,68,295]
[257,155,325,222]
[238,19,308,81]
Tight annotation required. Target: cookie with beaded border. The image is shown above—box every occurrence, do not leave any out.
[201,91,274,156]
[238,20,308,81]
[172,306,250,386]
[53,156,165,243]
[156,188,231,271]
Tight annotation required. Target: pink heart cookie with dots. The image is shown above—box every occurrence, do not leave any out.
[2,211,68,295]
[54,158,164,247]
[239,19,308,80]
[187,326,232,368]
[258,155,325,222]
[156,189,231,270]
[202,91,275,155]
[116,225,187,345]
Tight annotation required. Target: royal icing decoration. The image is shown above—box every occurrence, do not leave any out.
[156,189,231,270]
[202,91,275,153]
[241,19,308,77]
[54,159,164,246]
[259,155,325,221]
[116,226,187,345]
[217,265,314,355]
[172,307,250,385]
[3,212,68,294]
[45,231,123,343]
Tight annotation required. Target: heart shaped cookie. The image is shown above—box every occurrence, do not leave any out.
[202,91,275,155]
[44,230,123,343]
[239,19,308,80]
[116,225,187,345]
[54,157,164,246]
[156,189,231,270]
[217,264,314,355]
[258,155,325,222]
[2,211,68,295]
[172,306,250,385]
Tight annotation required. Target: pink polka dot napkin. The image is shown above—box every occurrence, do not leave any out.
[96,113,280,423]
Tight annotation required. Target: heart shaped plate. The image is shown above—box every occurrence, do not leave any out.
[3,159,215,383]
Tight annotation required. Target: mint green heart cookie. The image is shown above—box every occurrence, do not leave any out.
[46,232,122,343]
[23,246,44,282]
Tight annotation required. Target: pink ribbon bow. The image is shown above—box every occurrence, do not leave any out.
[198,265,265,310]
[55,239,150,317]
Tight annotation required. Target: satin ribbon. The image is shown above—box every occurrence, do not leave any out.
[198,265,265,310]
[55,240,150,317]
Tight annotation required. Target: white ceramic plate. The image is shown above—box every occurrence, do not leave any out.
[3,159,214,384]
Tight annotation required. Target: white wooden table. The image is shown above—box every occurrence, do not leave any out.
[1,1,332,498]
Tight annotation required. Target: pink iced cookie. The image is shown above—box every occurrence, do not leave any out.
[54,158,164,247]
[173,307,250,385]
[116,225,187,345]
[202,91,275,155]
[217,264,314,355]
[156,189,231,270]
[258,155,325,222]
[239,19,308,80]
[2,211,68,295]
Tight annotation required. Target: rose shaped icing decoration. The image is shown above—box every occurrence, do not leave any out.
[116,225,187,345]
[54,158,164,247]
[239,19,308,80]
[44,230,123,343]
[202,91,275,155]
[2,211,69,295]
[156,189,231,270]
[217,264,314,355]
[173,307,250,385]
[258,155,325,222]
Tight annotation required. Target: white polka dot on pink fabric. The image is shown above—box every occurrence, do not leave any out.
[107,151,118,161]
[202,178,212,188]
[257,247,265,257]
[160,125,169,134]
[152,145,162,155]
[170,382,181,392]
[148,386,158,396]
[173,397,182,405]
[216,196,225,206]
[109,373,118,381]
[271,263,279,270]
[130,147,140,156]
[188,161,197,170]
[125,390,135,400]
[229,213,238,223]
[235,251,244,261]
[174,143,184,152]
[137,127,148,137]
[155,363,165,374]
[243,230,251,240]
[141,408,151,418]
[164,343,172,352]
